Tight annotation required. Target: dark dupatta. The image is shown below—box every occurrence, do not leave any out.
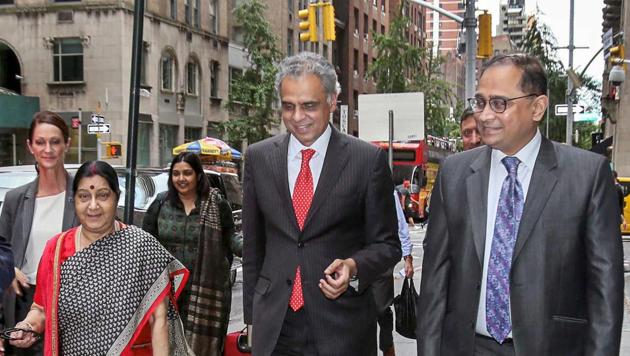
[185,188,232,356]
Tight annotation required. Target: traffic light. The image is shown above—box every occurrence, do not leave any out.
[322,3,336,42]
[477,11,492,58]
[104,142,122,158]
[610,44,625,67]
[298,4,317,42]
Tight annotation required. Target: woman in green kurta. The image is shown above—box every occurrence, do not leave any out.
[142,152,241,356]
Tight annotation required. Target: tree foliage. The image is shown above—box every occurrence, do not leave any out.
[519,12,601,148]
[368,5,459,138]
[221,0,282,145]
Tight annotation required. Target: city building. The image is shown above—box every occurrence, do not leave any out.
[334,0,389,136]
[496,0,527,48]
[601,0,629,174]
[0,0,230,167]
[425,0,465,56]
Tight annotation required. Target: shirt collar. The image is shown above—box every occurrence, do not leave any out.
[491,129,542,170]
[288,124,332,160]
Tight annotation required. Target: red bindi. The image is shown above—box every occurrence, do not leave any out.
[89,185,95,190]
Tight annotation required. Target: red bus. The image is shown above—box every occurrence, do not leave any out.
[374,136,456,221]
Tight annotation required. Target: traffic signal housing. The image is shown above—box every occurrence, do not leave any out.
[322,3,336,41]
[610,44,625,68]
[104,142,122,159]
[477,11,492,58]
[298,4,317,42]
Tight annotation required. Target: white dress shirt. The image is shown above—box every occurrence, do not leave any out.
[475,129,542,337]
[288,125,331,196]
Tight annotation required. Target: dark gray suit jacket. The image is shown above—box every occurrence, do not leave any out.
[0,172,78,326]
[416,137,624,355]
[242,127,401,356]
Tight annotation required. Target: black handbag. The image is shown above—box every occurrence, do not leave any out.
[393,277,418,339]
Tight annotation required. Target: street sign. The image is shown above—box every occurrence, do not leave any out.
[603,28,613,60]
[87,124,111,134]
[71,117,80,129]
[91,114,105,124]
[340,105,348,134]
[555,104,585,116]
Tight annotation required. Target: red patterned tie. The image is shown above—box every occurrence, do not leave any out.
[289,148,315,311]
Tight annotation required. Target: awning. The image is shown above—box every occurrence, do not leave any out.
[0,94,40,128]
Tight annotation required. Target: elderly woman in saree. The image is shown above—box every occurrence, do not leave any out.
[142,152,240,355]
[8,161,192,356]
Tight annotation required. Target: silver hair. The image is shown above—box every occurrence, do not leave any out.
[275,52,339,104]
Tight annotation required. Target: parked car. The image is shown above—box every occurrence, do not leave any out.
[0,165,242,227]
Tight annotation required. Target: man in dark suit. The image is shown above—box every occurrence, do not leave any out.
[242,52,401,356]
[416,54,624,355]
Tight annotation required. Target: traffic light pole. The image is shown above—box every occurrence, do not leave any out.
[123,0,145,225]
[565,0,575,145]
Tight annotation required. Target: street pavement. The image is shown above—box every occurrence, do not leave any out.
[228,230,630,355]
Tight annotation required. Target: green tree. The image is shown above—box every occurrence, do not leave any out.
[520,12,602,148]
[367,5,459,138]
[221,0,282,145]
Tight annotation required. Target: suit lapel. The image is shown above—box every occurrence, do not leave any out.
[512,137,558,262]
[466,147,491,265]
[267,134,300,232]
[20,178,38,265]
[303,128,349,232]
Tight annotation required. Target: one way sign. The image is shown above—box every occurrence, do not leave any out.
[555,104,585,116]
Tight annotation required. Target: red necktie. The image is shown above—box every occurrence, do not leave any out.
[289,148,315,311]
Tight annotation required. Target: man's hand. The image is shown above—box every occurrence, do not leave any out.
[11,268,29,296]
[319,258,358,300]
[0,338,5,356]
[404,256,414,278]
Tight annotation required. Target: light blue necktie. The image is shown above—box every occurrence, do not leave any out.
[486,156,524,343]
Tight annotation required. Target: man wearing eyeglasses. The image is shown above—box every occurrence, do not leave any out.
[416,54,623,356]
[460,107,482,151]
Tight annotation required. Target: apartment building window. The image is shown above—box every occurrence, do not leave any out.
[381,24,385,34]
[185,127,202,142]
[354,8,359,35]
[141,41,149,86]
[287,0,293,13]
[363,54,368,75]
[372,20,377,36]
[353,50,359,73]
[185,0,191,25]
[210,60,219,98]
[170,0,176,20]
[363,15,368,39]
[187,61,198,95]
[53,38,83,82]
[161,54,175,91]
[229,67,243,97]
[194,0,200,28]
[287,29,294,56]
[209,0,218,34]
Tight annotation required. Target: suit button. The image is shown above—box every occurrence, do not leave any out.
[470,322,475,329]
[476,283,481,290]
[286,279,293,286]
[297,241,304,248]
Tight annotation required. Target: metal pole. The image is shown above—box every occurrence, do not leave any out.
[78,109,82,164]
[545,87,549,137]
[124,0,145,224]
[11,133,16,166]
[464,0,477,101]
[565,0,574,145]
[388,110,394,173]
